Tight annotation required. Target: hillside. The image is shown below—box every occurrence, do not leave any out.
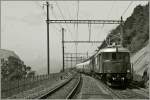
[98,3,149,87]
[0,49,35,80]
[99,3,149,53]
[131,45,149,77]
[131,44,149,88]
[0,49,20,60]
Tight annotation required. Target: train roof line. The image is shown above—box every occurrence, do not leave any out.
[81,46,130,63]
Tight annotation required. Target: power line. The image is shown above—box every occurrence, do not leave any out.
[101,1,115,29]
[88,23,91,41]
[55,1,74,41]
[75,0,80,64]
[55,1,78,64]
[76,0,80,42]
[35,1,62,41]
[65,4,76,42]
[49,4,64,29]
[55,1,66,20]
[121,1,133,16]
[50,24,62,39]
[34,1,47,17]
[106,1,115,20]
[77,0,80,24]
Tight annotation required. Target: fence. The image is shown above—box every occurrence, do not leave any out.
[1,72,68,98]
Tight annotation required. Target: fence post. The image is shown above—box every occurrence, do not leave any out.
[36,75,39,84]
[39,75,41,84]
[35,76,37,85]
[36,75,38,85]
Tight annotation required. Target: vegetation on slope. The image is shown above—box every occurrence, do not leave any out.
[0,49,35,81]
[99,3,149,53]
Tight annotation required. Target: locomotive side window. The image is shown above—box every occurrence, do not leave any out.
[103,52,129,62]
[112,53,116,59]
[103,53,112,60]
[95,57,97,65]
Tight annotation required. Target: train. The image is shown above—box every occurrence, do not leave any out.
[76,45,133,87]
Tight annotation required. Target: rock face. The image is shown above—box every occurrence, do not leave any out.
[131,45,149,87]
[99,3,149,53]
[131,46,149,76]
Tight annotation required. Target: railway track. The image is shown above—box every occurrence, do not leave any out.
[73,74,149,99]
[37,73,81,99]
[129,82,149,93]
[95,77,121,99]
[96,77,149,99]
[128,82,149,98]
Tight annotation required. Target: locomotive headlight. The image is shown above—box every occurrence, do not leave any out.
[127,69,130,73]
[121,77,125,80]
[112,77,116,80]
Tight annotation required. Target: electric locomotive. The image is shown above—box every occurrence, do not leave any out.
[93,45,133,86]
[76,45,133,87]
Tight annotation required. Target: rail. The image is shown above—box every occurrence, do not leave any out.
[37,73,81,99]
[66,74,81,99]
[96,77,148,99]
[37,76,73,99]
[2,72,68,98]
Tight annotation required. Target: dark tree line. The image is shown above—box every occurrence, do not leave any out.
[1,56,35,81]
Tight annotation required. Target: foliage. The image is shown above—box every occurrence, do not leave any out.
[99,3,149,53]
[27,71,36,78]
[1,56,35,81]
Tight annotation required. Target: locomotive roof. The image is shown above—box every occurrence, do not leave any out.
[98,47,130,54]
[81,46,130,62]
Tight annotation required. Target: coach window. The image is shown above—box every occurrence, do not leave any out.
[112,53,116,60]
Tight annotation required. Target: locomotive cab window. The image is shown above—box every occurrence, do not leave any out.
[102,52,129,62]
[112,53,116,59]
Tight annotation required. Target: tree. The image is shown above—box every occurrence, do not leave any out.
[99,3,149,53]
[1,56,35,81]
[27,71,36,78]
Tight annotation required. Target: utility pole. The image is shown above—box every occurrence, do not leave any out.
[46,1,50,74]
[108,37,110,45]
[0,29,2,49]
[62,28,65,72]
[48,19,121,63]
[75,44,77,64]
[87,52,88,58]
[71,54,72,68]
[120,16,123,47]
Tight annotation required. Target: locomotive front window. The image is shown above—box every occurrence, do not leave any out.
[112,53,116,59]
[103,52,129,62]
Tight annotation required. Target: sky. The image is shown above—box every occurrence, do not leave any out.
[1,1,148,74]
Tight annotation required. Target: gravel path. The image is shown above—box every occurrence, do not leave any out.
[111,88,149,99]
[76,74,113,99]
[97,77,149,99]
[76,74,149,99]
